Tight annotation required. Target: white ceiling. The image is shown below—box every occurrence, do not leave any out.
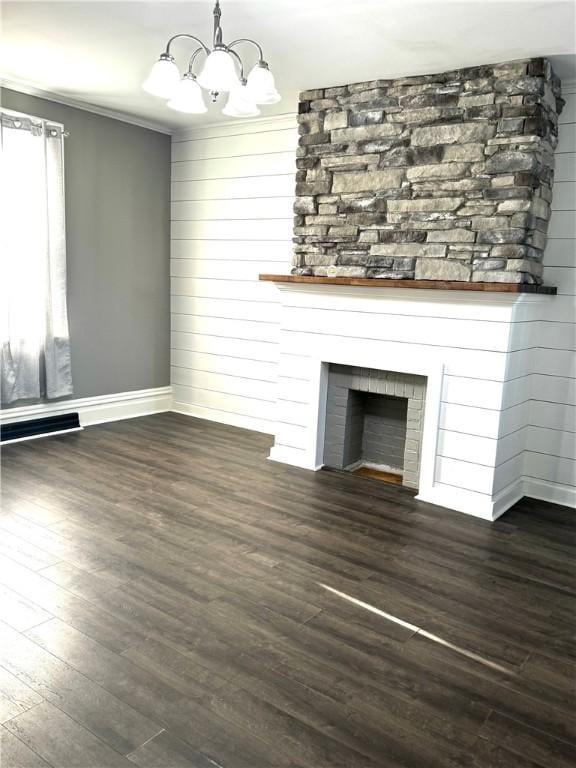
[1,0,575,133]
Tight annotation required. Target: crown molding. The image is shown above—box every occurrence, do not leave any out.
[172,112,297,142]
[0,77,173,135]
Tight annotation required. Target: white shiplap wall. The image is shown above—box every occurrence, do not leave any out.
[170,98,575,512]
[523,83,576,508]
[170,115,297,433]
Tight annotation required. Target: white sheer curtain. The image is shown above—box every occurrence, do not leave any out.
[1,113,73,404]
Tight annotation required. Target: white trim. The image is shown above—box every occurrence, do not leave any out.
[415,476,576,519]
[268,444,323,470]
[0,386,173,427]
[172,399,273,435]
[2,427,84,446]
[172,113,297,142]
[524,477,576,509]
[274,281,527,307]
[1,78,172,135]
[416,485,501,521]
[491,478,526,519]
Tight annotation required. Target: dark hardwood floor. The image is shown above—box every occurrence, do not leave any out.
[0,412,574,768]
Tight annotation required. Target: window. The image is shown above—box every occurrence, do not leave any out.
[1,110,73,404]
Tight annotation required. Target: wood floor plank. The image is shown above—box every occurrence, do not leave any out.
[23,619,298,767]
[206,592,493,733]
[0,495,70,527]
[0,668,43,726]
[3,701,135,767]
[121,637,232,701]
[0,530,60,572]
[36,561,122,601]
[202,684,384,768]
[126,730,218,768]
[461,736,551,768]
[248,640,480,751]
[520,652,576,704]
[401,633,576,746]
[0,585,53,633]
[23,619,226,738]
[0,622,164,756]
[188,640,471,767]
[0,726,53,768]
[0,555,148,652]
[479,711,576,768]
[1,412,574,768]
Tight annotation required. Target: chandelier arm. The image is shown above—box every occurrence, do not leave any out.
[187,46,207,75]
[165,34,210,56]
[227,38,264,62]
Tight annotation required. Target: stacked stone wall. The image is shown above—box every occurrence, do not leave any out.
[293,58,563,283]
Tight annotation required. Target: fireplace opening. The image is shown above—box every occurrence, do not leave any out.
[323,365,426,489]
[341,390,408,480]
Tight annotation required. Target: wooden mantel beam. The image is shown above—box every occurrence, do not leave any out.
[259,274,557,294]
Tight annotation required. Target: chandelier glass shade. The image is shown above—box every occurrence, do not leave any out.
[223,81,261,117]
[195,49,239,92]
[246,62,281,104]
[142,55,181,98]
[143,0,280,118]
[167,74,208,113]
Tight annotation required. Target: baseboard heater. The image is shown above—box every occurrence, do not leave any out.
[1,413,82,444]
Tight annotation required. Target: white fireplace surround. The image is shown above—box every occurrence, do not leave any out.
[271,346,443,501]
[267,281,556,521]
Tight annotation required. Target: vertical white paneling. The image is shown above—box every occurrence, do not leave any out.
[170,115,297,432]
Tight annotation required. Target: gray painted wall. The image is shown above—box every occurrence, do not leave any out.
[1,88,171,401]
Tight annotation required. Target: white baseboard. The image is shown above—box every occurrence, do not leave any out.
[1,386,173,428]
[416,477,526,521]
[418,477,575,520]
[171,400,273,435]
[416,484,496,521]
[491,478,526,520]
[524,477,576,510]
[268,443,323,470]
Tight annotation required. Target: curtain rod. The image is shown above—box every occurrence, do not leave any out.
[0,107,69,137]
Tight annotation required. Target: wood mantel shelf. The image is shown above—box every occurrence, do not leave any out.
[259,274,557,294]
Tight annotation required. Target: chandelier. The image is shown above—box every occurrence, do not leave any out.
[143,0,280,117]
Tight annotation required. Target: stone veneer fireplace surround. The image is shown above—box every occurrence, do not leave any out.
[292,57,563,285]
